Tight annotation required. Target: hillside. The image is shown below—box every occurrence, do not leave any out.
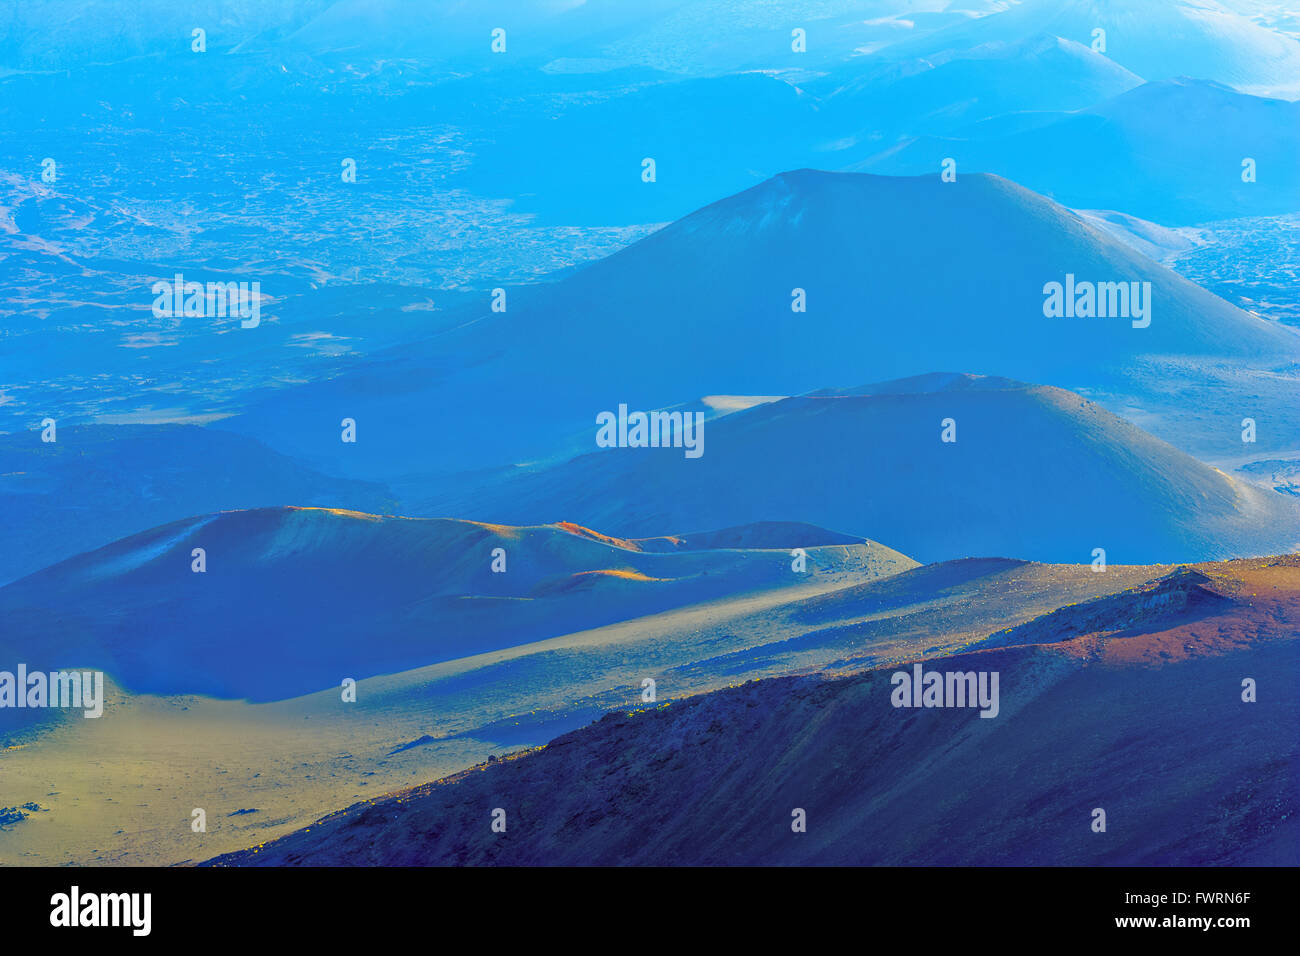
[0,424,396,586]
[881,0,1300,95]
[436,374,1300,564]
[204,554,1300,866]
[217,170,1300,480]
[823,33,1143,136]
[0,506,914,701]
[0,549,1164,866]
[860,79,1300,224]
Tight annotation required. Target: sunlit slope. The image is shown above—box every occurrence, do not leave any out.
[206,555,1300,866]
[1,553,1166,866]
[0,506,914,702]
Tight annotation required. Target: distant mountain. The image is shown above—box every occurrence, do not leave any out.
[278,0,709,64]
[858,79,1300,224]
[0,1,331,70]
[882,0,1300,96]
[0,506,914,701]
[276,0,942,73]
[0,424,396,585]
[823,33,1143,137]
[203,553,1300,866]
[217,170,1300,480]
[0,0,943,73]
[436,374,1300,564]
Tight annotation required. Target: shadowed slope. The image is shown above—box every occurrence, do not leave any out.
[442,375,1300,564]
[0,424,396,585]
[217,171,1300,479]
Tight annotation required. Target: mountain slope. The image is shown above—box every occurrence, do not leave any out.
[860,78,1300,224]
[824,33,1143,136]
[218,170,1300,479]
[436,374,1300,564]
[0,506,914,702]
[1,551,1164,865]
[203,554,1300,866]
[0,424,396,586]
[883,0,1300,96]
